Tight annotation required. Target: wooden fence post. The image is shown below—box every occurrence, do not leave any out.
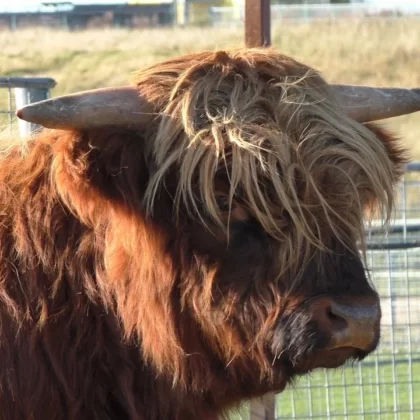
[245,0,271,48]
[245,1,275,418]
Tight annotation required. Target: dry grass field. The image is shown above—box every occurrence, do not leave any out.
[1,17,419,158]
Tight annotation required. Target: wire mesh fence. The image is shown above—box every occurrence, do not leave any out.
[0,79,17,136]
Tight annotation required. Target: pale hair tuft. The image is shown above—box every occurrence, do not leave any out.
[133,48,405,281]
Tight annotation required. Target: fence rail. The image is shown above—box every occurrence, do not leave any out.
[210,3,420,27]
[1,2,419,30]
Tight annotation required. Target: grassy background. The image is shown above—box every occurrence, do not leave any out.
[1,18,419,159]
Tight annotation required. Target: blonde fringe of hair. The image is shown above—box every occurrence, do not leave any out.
[135,48,401,280]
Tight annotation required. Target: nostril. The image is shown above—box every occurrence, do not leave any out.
[327,306,347,331]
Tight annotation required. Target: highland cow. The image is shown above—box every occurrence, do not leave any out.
[0,48,418,420]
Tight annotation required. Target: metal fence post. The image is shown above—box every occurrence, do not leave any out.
[0,77,56,137]
[250,394,276,420]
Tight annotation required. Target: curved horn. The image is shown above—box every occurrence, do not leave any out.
[16,86,156,130]
[332,84,420,122]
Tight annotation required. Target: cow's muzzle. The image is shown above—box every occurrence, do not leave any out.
[307,295,381,352]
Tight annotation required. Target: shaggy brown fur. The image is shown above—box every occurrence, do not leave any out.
[0,48,408,419]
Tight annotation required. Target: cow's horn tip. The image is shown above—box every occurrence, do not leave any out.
[16,108,24,120]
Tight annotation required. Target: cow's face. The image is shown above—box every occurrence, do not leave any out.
[47,49,408,401]
[122,50,408,396]
[181,210,380,382]
[145,131,400,397]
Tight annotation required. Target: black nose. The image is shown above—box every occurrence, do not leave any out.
[307,295,381,351]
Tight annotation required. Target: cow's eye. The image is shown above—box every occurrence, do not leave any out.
[216,195,231,212]
[215,193,250,224]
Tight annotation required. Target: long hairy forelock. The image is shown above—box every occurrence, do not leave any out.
[139,48,402,270]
